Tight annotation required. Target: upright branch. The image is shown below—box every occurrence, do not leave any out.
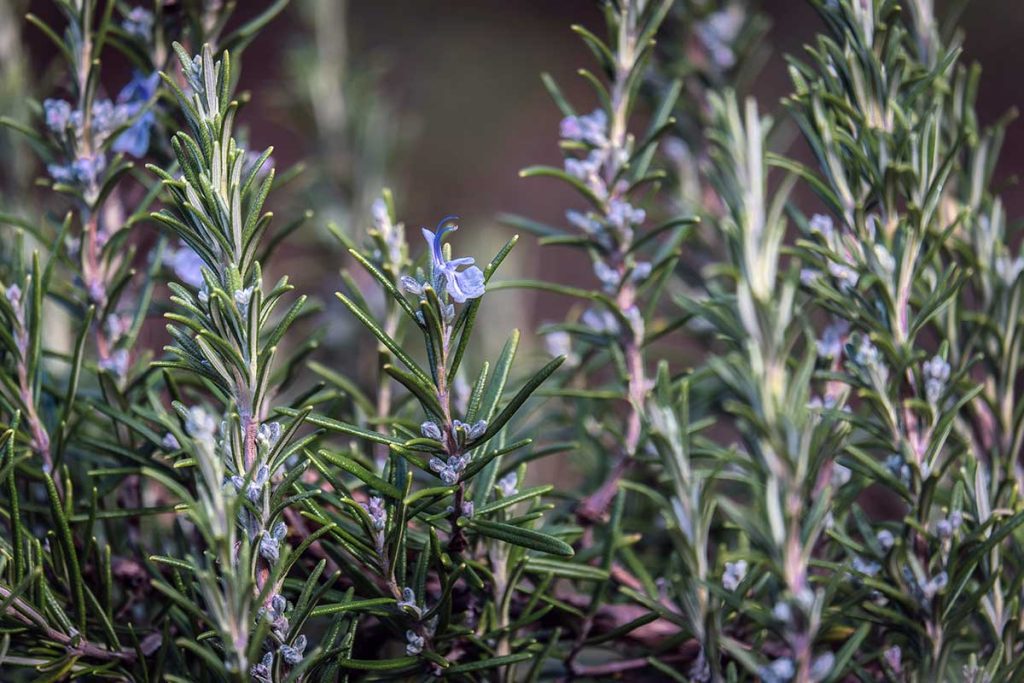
[151,44,311,678]
[517,0,692,523]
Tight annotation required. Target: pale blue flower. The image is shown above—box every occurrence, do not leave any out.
[559,109,608,146]
[405,630,425,655]
[758,657,795,683]
[121,7,154,41]
[49,153,106,187]
[593,260,619,291]
[497,472,518,497]
[810,653,834,681]
[112,72,159,157]
[696,5,745,70]
[922,354,950,404]
[630,261,652,282]
[581,308,619,335]
[74,153,107,186]
[922,571,948,598]
[185,405,217,440]
[4,283,22,307]
[827,259,859,292]
[884,646,902,674]
[816,319,849,359]
[852,556,880,576]
[234,286,255,316]
[722,560,748,591]
[99,349,130,378]
[112,111,154,157]
[165,242,205,288]
[397,587,422,618]
[421,217,485,304]
[996,253,1024,285]
[809,213,835,238]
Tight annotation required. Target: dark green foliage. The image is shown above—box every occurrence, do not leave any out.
[0,0,1020,681]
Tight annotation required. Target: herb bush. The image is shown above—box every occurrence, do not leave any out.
[0,0,1020,680]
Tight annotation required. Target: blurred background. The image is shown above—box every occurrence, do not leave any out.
[3,0,1023,365]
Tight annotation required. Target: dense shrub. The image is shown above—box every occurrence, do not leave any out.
[0,0,1019,680]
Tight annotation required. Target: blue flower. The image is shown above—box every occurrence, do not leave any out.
[112,111,154,157]
[121,7,154,41]
[421,217,485,304]
[164,241,205,288]
[117,70,159,105]
[112,72,159,157]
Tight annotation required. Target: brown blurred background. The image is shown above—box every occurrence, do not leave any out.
[241,0,1024,340]
[8,0,1024,361]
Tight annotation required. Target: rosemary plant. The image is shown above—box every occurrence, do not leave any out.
[1,0,1022,681]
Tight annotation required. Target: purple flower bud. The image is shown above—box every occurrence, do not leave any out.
[809,213,835,238]
[43,99,72,132]
[497,472,518,497]
[271,594,287,615]
[607,199,645,233]
[259,534,280,563]
[279,634,306,665]
[405,630,425,655]
[185,406,217,440]
[361,496,387,531]
[467,420,487,441]
[559,109,607,145]
[631,261,653,282]
[400,276,424,295]
[758,657,795,683]
[722,560,747,591]
[72,153,107,188]
[4,283,22,307]
[800,268,822,286]
[250,650,274,681]
[234,286,254,316]
[421,421,443,441]
[593,260,620,291]
[884,646,902,673]
[257,421,282,448]
[48,163,76,185]
[99,349,130,379]
[581,308,619,335]
[371,197,390,228]
[852,556,880,576]
[816,319,849,359]
[923,571,948,598]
